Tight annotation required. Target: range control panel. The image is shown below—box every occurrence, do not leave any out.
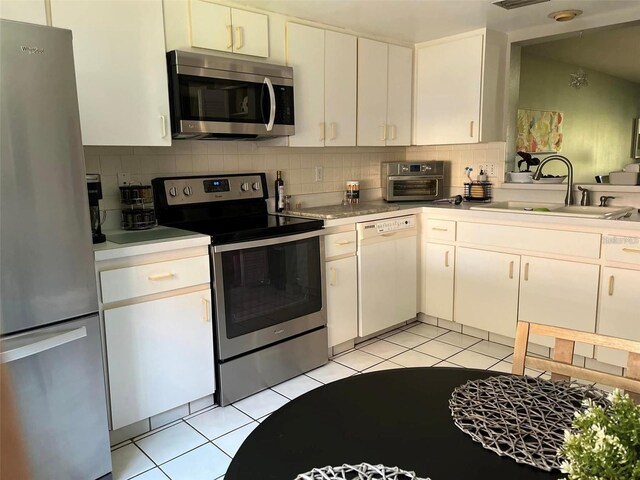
[160,174,265,205]
[375,216,416,233]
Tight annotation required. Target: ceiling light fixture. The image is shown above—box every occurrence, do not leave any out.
[493,0,550,10]
[548,9,583,22]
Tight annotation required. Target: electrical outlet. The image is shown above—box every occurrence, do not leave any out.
[478,163,497,177]
[314,166,323,182]
[118,172,132,186]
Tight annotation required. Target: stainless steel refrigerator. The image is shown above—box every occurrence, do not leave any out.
[0,20,112,479]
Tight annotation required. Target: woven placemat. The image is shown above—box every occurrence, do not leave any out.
[295,463,430,480]
[449,375,609,471]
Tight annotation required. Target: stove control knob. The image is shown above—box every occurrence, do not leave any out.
[169,187,178,197]
[252,182,260,191]
[240,182,250,192]
[183,186,193,196]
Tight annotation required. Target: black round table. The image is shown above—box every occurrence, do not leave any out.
[226,367,561,480]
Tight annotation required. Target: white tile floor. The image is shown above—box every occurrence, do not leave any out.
[111,320,551,480]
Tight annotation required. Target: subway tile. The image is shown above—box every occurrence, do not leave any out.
[176,154,195,173]
[222,143,238,155]
[190,141,208,155]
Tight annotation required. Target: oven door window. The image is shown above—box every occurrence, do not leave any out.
[392,179,439,197]
[177,74,294,125]
[221,237,322,338]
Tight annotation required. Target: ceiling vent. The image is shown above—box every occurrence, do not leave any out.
[493,0,550,10]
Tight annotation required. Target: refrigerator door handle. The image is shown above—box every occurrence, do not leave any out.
[0,327,87,364]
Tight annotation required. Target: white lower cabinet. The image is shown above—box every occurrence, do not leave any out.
[518,256,600,356]
[326,256,358,347]
[596,267,640,367]
[105,290,215,430]
[454,247,520,338]
[423,242,455,321]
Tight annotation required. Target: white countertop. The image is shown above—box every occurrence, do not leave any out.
[93,227,210,261]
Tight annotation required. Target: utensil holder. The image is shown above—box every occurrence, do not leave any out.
[464,182,492,202]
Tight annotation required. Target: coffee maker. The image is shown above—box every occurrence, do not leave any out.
[86,174,106,243]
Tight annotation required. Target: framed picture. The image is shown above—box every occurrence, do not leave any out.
[516,109,564,153]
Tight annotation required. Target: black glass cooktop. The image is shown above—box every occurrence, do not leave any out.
[177,214,324,245]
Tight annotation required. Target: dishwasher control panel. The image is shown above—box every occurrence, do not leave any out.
[358,215,417,240]
[375,216,416,233]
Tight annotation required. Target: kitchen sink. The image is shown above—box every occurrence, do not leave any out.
[470,202,635,219]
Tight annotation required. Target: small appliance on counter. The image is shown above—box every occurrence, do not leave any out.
[381,161,445,202]
[87,174,107,243]
[608,163,640,185]
[346,180,360,204]
[120,184,157,230]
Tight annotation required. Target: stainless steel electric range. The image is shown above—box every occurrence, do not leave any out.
[152,173,328,405]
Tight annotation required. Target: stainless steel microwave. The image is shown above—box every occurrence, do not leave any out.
[382,161,445,202]
[167,51,295,140]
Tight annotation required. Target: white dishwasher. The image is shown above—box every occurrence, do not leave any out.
[357,214,418,337]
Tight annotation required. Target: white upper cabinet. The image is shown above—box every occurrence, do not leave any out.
[358,38,412,146]
[0,0,46,24]
[414,29,506,145]
[287,23,356,147]
[50,0,171,146]
[189,0,268,58]
[324,30,357,147]
[386,44,413,146]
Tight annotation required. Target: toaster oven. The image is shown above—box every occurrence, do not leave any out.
[381,161,445,202]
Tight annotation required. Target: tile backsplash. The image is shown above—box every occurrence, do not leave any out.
[84,142,406,231]
[84,141,509,231]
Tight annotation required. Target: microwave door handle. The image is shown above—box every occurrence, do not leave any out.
[263,77,276,131]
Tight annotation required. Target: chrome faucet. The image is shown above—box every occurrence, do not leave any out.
[532,155,574,205]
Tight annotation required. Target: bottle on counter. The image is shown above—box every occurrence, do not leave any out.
[275,170,285,212]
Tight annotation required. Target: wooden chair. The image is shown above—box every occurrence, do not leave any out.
[512,321,640,402]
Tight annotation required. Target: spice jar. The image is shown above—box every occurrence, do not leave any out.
[346,181,360,204]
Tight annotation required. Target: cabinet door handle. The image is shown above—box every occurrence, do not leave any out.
[390,124,396,141]
[524,262,529,281]
[335,240,352,245]
[432,227,448,232]
[469,120,474,138]
[235,26,244,49]
[160,115,167,138]
[444,250,449,268]
[319,122,325,141]
[608,275,615,296]
[330,267,337,287]
[330,122,337,140]
[509,261,514,279]
[147,273,175,281]
[226,25,233,49]
[622,247,640,254]
[202,297,211,322]
[379,125,387,141]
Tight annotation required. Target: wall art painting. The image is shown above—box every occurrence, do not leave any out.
[516,109,563,153]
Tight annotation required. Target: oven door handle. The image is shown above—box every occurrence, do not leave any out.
[213,229,323,253]
[387,175,442,181]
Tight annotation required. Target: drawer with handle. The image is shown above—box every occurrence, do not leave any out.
[100,255,210,304]
[602,236,640,266]
[425,219,456,242]
[325,231,357,259]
